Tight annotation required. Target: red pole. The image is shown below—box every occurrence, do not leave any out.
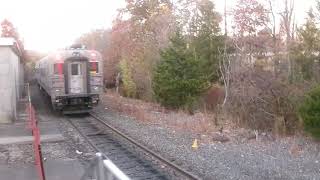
[27,105,46,180]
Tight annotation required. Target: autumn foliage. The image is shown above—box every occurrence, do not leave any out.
[1,19,26,60]
[74,0,320,138]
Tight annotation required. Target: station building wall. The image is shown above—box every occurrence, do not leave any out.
[0,46,23,123]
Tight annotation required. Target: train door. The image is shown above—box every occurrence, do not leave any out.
[68,62,87,94]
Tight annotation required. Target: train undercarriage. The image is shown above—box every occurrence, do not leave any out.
[52,94,100,114]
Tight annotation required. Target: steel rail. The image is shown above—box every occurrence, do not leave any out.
[89,112,200,180]
[67,118,132,180]
[67,118,101,153]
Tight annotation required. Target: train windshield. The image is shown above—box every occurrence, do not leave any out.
[71,63,82,75]
[54,63,64,75]
[90,62,99,74]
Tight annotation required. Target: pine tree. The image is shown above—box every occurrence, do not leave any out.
[153,30,209,109]
[189,0,223,82]
[293,9,320,80]
[299,86,320,139]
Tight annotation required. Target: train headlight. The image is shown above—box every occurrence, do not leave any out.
[55,89,60,92]
[91,95,99,104]
[92,86,100,92]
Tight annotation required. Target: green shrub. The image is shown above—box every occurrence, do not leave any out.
[299,86,320,138]
[152,31,210,109]
[119,59,137,98]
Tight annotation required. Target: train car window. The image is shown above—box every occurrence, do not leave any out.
[54,63,64,75]
[71,64,82,75]
[90,62,99,74]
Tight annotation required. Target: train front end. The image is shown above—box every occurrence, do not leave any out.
[52,48,103,114]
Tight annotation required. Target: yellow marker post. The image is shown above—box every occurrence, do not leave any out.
[192,139,198,150]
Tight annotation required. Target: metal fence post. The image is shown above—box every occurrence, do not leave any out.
[96,153,105,180]
[25,83,46,180]
[106,168,114,180]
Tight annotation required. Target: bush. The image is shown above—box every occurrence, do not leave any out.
[152,31,210,109]
[299,86,320,138]
[228,66,303,134]
[119,59,137,98]
[202,84,225,110]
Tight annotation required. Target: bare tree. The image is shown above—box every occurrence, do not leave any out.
[267,0,278,74]
[220,0,230,107]
[280,0,295,81]
[233,0,270,64]
[219,47,231,107]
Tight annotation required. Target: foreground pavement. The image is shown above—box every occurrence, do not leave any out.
[0,86,85,180]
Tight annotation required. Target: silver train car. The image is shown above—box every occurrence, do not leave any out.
[35,45,103,113]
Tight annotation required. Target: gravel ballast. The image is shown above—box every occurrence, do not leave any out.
[95,103,320,180]
[31,85,96,165]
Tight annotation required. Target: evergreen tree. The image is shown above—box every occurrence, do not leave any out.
[189,0,223,82]
[299,86,320,139]
[293,9,320,80]
[153,30,209,109]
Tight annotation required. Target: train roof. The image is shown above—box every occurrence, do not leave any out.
[37,49,102,64]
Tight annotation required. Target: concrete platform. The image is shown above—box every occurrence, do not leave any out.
[0,160,84,180]
[0,97,64,145]
[0,94,86,180]
[0,134,64,145]
[0,121,64,145]
[0,121,61,137]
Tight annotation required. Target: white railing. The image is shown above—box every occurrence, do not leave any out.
[81,153,130,180]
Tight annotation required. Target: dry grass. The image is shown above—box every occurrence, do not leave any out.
[101,91,318,147]
[101,90,232,134]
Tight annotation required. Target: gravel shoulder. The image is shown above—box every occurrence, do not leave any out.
[95,95,320,180]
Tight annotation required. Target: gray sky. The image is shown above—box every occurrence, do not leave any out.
[0,0,126,52]
[0,0,315,52]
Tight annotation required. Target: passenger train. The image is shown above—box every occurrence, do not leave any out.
[35,44,103,114]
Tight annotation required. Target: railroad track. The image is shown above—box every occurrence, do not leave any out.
[66,112,200,180]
